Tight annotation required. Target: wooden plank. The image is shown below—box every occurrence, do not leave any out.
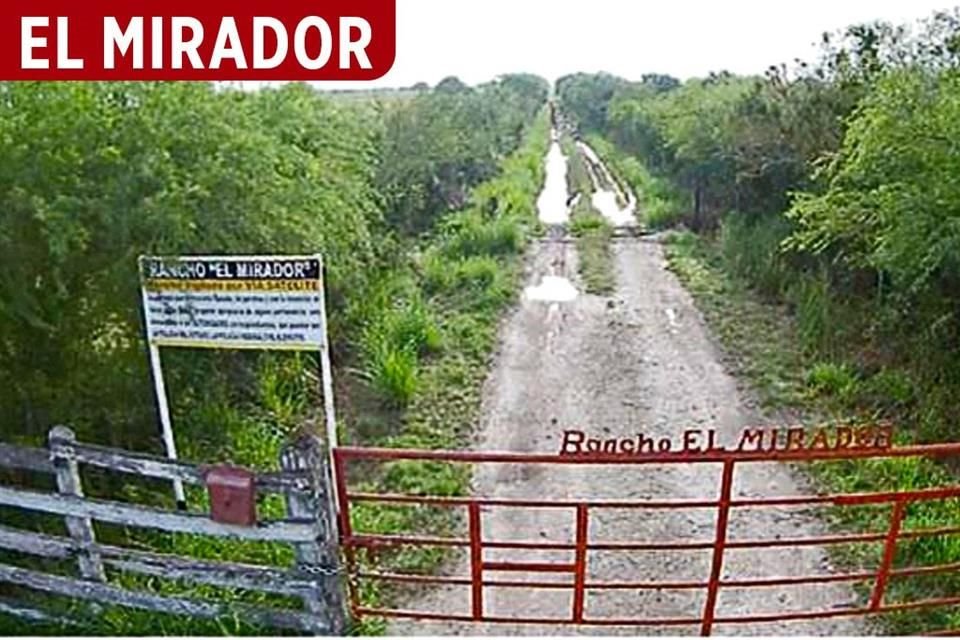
[0,596,78,626]
[0,563,330,633]
[46,437,311,494]
[0,486,317,542]
[0,442,54,474]
[0,525,72,559]
[0,525,316,595]
[100,546,318,596]
[49,427,105,581]
[281,437,346,634]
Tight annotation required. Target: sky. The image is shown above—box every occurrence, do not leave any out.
[319,0,957,89]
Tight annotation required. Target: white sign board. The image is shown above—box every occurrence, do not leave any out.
[137,254,339,513]
[139,255,326,350]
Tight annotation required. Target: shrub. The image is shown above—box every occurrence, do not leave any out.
[570,210,608,235]
[359,297,441,407]
[645,197,684,229]
[806,362,858,400]
[420,248,454,295]
[362,339,419,407]
[442,212,522,259]
[421,248,514,311]
[454,255,501,290]
[785,269,841,357]
[720,213,793,298]
[384,300,443,356]
[859,369,916,409]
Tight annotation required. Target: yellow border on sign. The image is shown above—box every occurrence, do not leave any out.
[151,339,324,351]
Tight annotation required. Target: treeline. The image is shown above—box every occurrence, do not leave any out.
[557,9,960,440]
[0,75,548,455]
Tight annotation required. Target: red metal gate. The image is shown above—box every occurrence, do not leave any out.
[332,442,960,635]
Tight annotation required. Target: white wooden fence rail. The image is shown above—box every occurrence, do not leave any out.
[0,426,346,634]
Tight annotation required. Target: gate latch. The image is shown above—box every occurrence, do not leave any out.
[204,465,257,526]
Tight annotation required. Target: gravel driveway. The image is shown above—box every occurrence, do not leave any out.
[388,234,868,635]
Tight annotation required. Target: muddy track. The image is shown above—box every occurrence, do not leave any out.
[388,231,869,636]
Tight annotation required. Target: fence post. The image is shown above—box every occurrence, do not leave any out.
[48,426,105,582]
[280,435,347,635]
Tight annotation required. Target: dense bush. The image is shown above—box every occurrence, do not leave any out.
[557,9,960,445]
[0,75,549,453]
[0,76,550,634]
[377,74,549,235]
[0,82,381,446]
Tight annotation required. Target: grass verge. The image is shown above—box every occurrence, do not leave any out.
[570,199,615,295]
[563,135,615,296]
[663,229,960,635]
[338,110,551,634]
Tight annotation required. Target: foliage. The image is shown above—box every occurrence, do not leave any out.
[786,69,960,299]
[0,82,381,447]
[359,297,441,407]
[806,362,859,399]
[572,216,615,295]
[439,212,523,259]
[719,212,793,298]
[377,74,549,235]
[0,74,550,633]
[555,72,630,133]
[362,340,419,408]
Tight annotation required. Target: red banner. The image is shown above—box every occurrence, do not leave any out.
[0,0,395,80]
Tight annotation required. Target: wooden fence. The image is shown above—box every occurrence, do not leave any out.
[0,426,346,634]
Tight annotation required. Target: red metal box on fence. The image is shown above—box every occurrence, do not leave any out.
[205,465,257,526]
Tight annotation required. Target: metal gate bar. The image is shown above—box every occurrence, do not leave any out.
[333,442,960,635]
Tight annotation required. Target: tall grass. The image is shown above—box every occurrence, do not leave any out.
[359,298,441,408]
[718,212,793,298]
[570,199,615,294]
[440,212,523,259]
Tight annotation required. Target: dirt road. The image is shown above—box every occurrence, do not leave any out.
[389,140,867,636]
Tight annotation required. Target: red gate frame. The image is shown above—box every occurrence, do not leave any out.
[332,443,960,635]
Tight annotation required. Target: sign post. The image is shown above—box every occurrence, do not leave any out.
[148,343,187,509]
[138,255,339,512]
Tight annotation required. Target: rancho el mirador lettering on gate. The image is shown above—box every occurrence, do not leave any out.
[558,424,896,457]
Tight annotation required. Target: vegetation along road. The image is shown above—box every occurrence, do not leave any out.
[4,7,960,635]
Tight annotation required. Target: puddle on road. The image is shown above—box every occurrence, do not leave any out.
[523,276,579,302]
[536,137,569,225]
[592,190,636,227]
[524,131,582,305]
[578,141,637,227]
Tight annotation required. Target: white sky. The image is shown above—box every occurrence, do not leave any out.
[319,0,957,89]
